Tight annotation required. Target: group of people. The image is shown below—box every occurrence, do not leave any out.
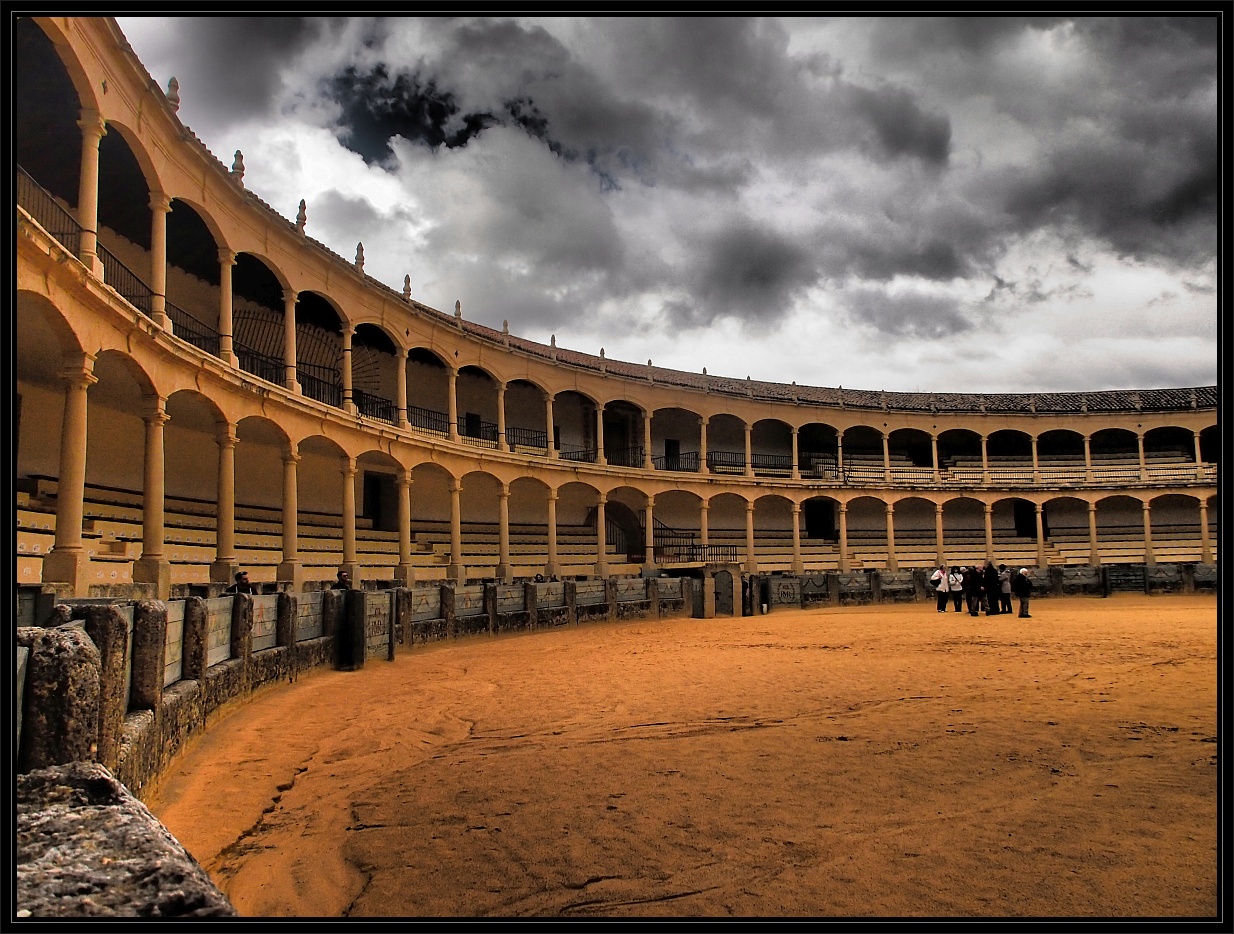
[930,562,1033,618]
[225,568,354,594]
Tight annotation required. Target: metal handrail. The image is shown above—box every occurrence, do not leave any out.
[459,416,499,443]
[407,403,450,436]
[652,450,700,472]
[235,344,285,385]
[559,445,596,462]
[166,300,220,356]
[706,450,746,473]
[507,426,548,449]
[606,446,646,468]
[354,388,396,424]
[299,368,342,408]
[97,244,154,315]
[17,165,82,256]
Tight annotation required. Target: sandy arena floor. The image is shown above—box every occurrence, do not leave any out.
[146,593,1218,919]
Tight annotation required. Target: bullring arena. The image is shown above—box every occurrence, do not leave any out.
[14,16,1219,921]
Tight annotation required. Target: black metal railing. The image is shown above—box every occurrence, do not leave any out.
[706,450,746,473]
[606,446,646,468]
[751,453,794,475]
[235,344,285,385]
[800,452,840,479]
[652,450,700,472]
[459,416,499,443]
[298,363,342,408]
[407,403,450,436]
[354,388,396,424]
[166,301,220,356]
[97,244,154,316]
[17,166,82,256]
[507,426,548,449]
[559,445,597,463]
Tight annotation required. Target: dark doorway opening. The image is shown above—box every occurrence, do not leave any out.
[804,499,836,539]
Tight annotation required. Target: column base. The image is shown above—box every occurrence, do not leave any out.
[495,564,511,584]
[447,563,467,583]
[394,564,417,585]
[40,548,91,598]
[210,559,238,584]
[131,556,172,599]
[593,562,609,579]
[544,562,560,579]
[276,560,304,592]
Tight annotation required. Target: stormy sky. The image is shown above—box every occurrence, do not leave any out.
[116,15,1219,394]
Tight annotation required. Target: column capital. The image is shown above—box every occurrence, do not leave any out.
[936,502,944,514]
[746,501,755,513]
[983,502,993,514]
[77,108,106,139]
[148,191,172,214]
[596,493,607,506]
[283,442,300,463]
[215,421,238,447]
[791,502,801,514]
[141,394,170,423]
[282,289,298,306]
[339,455,357,477]
[397,468,413,485]
[885,502,895,514]
[499,483,510,498]
[547,489,559,502]
[449,478,463,493]
[218,248,236,267]
[60,359,99,389]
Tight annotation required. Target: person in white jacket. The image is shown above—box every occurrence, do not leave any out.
[930,563,950,612]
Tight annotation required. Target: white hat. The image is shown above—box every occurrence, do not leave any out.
[1019,568,1029,574]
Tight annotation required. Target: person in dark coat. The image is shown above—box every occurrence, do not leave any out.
[1012,567,1034,618]
[962,566,982,617]
[332,569,353,590]
[983,561,1001,615]
[226,570,256,595]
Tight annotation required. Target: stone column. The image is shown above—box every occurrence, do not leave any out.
[546,489,559,577]
[699,415,709,474]
[545,391,557,458]
[1088,501,1100,567]
[595,403,606,465]
[838,501,850,572]
[283,290,299,391]
[791,427,800,480]
[42,358,97,595]
[496,382,507,451]
[744,423,754,477]
[276,444,302,589]
[394,469,415,584]
[882,431,892,482]
[342,326,355,414]
[836,434,845,478]
[396,348,409,427]
[75,109,105,275]
[132,396,171,598]
[1193,431,1204,479]
[1083,434,1093,482]
[982,501,996,561]
[644,410,654,469]
[594,494,609,577]
[791,502,803,575]
[447,368,459,441]
[340,456,358,579]
[497,484,511,582]
[644,498,656,569]
[1142,500,1155,566]
[931,434,940,482]
[148,192,171,329]
[448,478,464,581]
[218,249,236,365]
[1199,500,1212,564]
[210,422,238,583]
[980,434,990,484]
[1031,435,1040,483]
[935,502,945,566]
[745,501,758,573]
[1137,432,1147,481]
[1035,503,1046,568]
[884,502,898,571]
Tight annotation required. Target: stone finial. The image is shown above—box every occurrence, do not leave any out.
[355,242,365,272]
[702,367,707,375]
[296,199,306,233]
[1191,389,1198,410]
[402,275,412,301]
[1028,394,1037,413]
[551,334,556,348]
[230,150,245,183]
[599,347,605,359]
[502,319,509,334]
[455,300,462,318]
[166,77,180,112]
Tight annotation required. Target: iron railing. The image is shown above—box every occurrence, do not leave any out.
[166,301,220,356]
[407,403,450,436]
[507,426,548,449]
[706,450,746,474]
[17,165,82,256]
[606,446,646,468]
[354,388,396,424]
[652,450,700,472]
[235,345,285,385]
[559,445,597,463]
[97,244,154,316]
[298,363,342,408]
[459,416,499,443]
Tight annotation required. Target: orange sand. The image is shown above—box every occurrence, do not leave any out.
[146,593,1218,919]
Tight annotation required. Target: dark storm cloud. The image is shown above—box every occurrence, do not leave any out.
[842,288,975,340]
[845,84,951,164]
[665,222,818,327]
[150,17,335,126]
